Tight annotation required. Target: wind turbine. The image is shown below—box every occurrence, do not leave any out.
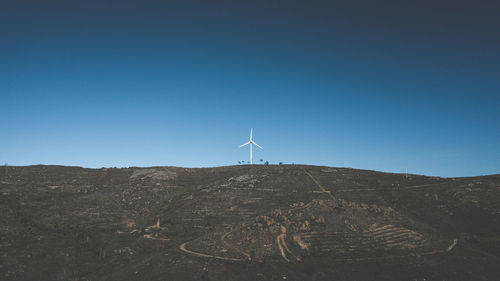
[239,128,263,165]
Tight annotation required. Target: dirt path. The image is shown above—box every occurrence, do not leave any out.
[179,242,243,262]
[221,230,251,260]
[275,223,300,262]
[276,233,291,262]
[303,169,336,200]
[401,182,452,190]
[447,238,458,251]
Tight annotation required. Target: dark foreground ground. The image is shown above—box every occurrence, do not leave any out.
[0,165,499,281]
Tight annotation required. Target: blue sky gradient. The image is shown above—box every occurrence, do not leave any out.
[1,0,499,176]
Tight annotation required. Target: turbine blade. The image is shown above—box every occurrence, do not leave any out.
[253,141,263,149]
[239,142,250,147]
[250,128,253,140]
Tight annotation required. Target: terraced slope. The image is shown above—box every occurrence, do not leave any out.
[0,165,499,281]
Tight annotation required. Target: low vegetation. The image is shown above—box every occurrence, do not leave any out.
[0,165,499,280]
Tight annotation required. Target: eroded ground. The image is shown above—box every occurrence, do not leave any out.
[0,165,499,280]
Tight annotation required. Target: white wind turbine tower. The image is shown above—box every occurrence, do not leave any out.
[239,128,263,165]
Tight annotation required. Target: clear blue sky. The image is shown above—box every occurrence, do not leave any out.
[1,0,499,177]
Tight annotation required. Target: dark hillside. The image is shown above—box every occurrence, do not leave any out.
[1,165,499,280]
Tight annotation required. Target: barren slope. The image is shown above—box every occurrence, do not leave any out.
[0,165,499,280]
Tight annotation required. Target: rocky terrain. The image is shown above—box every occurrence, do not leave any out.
[1,165,499,280]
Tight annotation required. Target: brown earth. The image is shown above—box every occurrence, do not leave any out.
[0,164,499,280]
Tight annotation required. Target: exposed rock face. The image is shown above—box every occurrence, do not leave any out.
[186,194,429,262]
